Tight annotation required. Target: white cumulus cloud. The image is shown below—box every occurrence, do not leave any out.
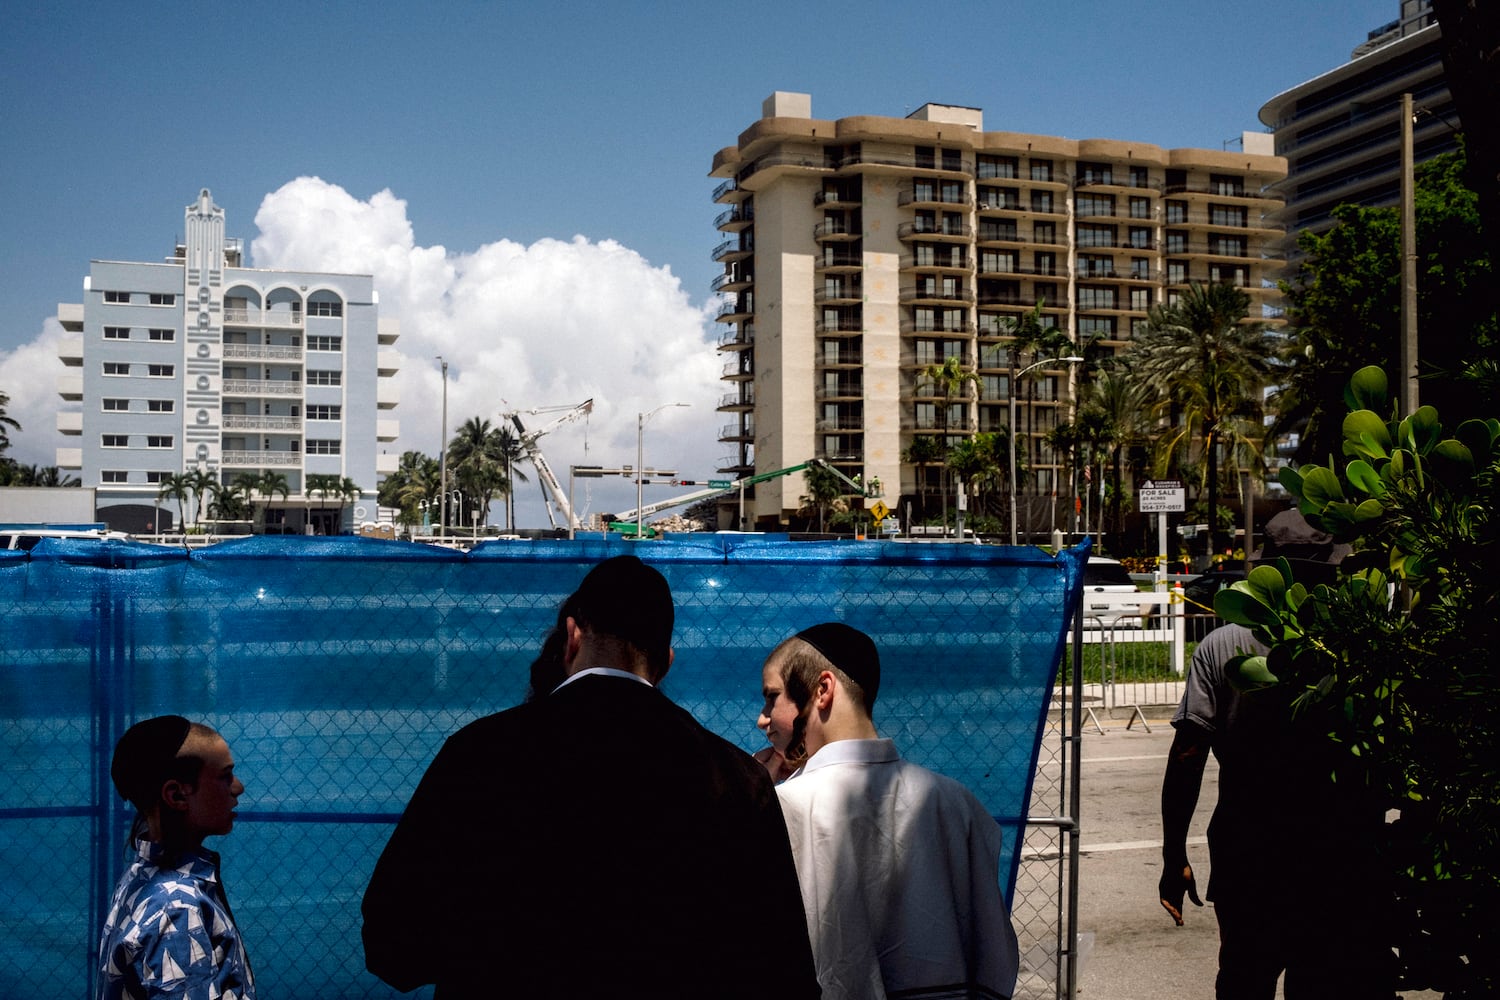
[250,177,724,528]
[0,318,69,471]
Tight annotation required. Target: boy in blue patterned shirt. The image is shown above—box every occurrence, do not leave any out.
[97,716,255,1000]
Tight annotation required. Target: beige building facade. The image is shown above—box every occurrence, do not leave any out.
[710,92,1286,533]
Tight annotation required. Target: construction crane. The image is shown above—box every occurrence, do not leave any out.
[501,399,594,530]
[609,458,869,536]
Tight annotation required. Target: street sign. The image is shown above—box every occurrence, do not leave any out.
[869,500,891,522]
[1139,480,1186,513]
[709,479,732,489]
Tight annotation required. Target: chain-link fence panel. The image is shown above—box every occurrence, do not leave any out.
[0,535,1087,999]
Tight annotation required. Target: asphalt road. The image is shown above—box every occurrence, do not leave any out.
[1075,720,1220,998]
[1073,717,1439,1000]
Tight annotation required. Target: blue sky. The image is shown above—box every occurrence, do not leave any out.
[0,0,1399,523]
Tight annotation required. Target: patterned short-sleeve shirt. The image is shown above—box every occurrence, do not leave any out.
[97,839,255,1000]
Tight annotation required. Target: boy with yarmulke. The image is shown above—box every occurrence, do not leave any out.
[96,716,255,1000]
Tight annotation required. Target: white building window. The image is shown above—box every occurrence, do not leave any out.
[103,362,130,376]
[307,370,342,386]
[148,328,175,342]
[148,293,175,306]
[145,471,169,484]
[102,434,128,448]
[104,291,130,304]
[147,399,174,413]
[102,398,129,411]
[307,336,342,352]
[104,326,130,340]
[147,364,174,377]
[306,405,342,420]
[306,439,341,455]
[102,471,128,483]
[146,435,173,449]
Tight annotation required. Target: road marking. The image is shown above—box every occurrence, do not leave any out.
[1081,836,1207,854]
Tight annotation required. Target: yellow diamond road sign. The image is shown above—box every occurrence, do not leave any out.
[870,500,890,522]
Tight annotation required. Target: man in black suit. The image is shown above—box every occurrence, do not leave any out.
[362,555,819,998]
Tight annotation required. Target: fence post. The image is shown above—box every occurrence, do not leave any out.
[1171,584,1185,675]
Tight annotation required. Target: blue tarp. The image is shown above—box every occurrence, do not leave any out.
[0,535,1087,998]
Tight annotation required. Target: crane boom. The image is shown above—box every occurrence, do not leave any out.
[610,458,868,531]
[503,399,594,529]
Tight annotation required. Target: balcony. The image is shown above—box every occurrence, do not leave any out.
[58,337,83,367]
[56,411,82,435]
[222,414,302,431]
[222,343,303,361]
[55,447,82,470]
[1075,175,1161,193]
[976,262,1070,280]
[716,300,754,322]
[816,383,863,400]
[815,416,864,431]
[56,374,83,401]
[898,186,972,208]
[817,348,863,367]
[899,253,969,273]
[717,325,754,349]
[714,205,754,231]
[830,150,973,175]
[901,416,979,433]
[815,285,863,305]
[712,239,753,263]
[377,418,400,442]
[814,220,860,241]
[57,302,84,332]
[900,286,975,305]
[378,382,399,408]
[814,190,861,208]
[221,450,301,467]
[814,320,864,336]
[722,359,753,380]
[377,350,401,376]
[897,220,972,242]
[223,378,303,397]
[718,391,754,411]
[719,422,754,442]
[712,179,740,203]
[901,350,974,369]
[711,271,754,294]
[816,251,862,271]
[378,317,400,345]
[1163,183,1282,203]
[223,307,304,328]
[899,320,975,336]
[377,452,399,476]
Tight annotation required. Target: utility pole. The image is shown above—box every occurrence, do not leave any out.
[1400,92,1419,417]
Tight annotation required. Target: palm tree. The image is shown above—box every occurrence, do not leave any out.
[998,304,1073,532]
[946,432,1006,519]
[378,451,441,533]
[185,468,219,529]
[28,466,82,488]
[208,482,252,527]
[1078,370,1153,537]
[800,462,845,532]
[1129,282,1276,557]
[249,470,290,533]
[448,417,513,528]
[156,473,191,533]
[919,355,982,532]
[902,434,945,522]
[337,477,362,533]
[0,390,21,457]
[494,425,529,532]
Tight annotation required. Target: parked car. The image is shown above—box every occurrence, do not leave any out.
[0,527,133,551]
[1082,556,1150,628]
[1182,564,1247,640]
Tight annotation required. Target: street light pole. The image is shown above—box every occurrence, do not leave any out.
[437,356,448,541]
[1009,355,1084,546]
[637,402,689,540]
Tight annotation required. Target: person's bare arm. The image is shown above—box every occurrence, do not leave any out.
[1159,722,1210,925]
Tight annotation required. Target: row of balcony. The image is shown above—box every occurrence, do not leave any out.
[223,307,304,328]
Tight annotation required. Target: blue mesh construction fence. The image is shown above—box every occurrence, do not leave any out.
[0,534,1086,999]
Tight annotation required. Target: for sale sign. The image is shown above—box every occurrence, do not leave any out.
[1139,479,1186,513]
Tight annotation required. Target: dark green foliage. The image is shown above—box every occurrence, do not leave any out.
[1218,366,1499,996]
